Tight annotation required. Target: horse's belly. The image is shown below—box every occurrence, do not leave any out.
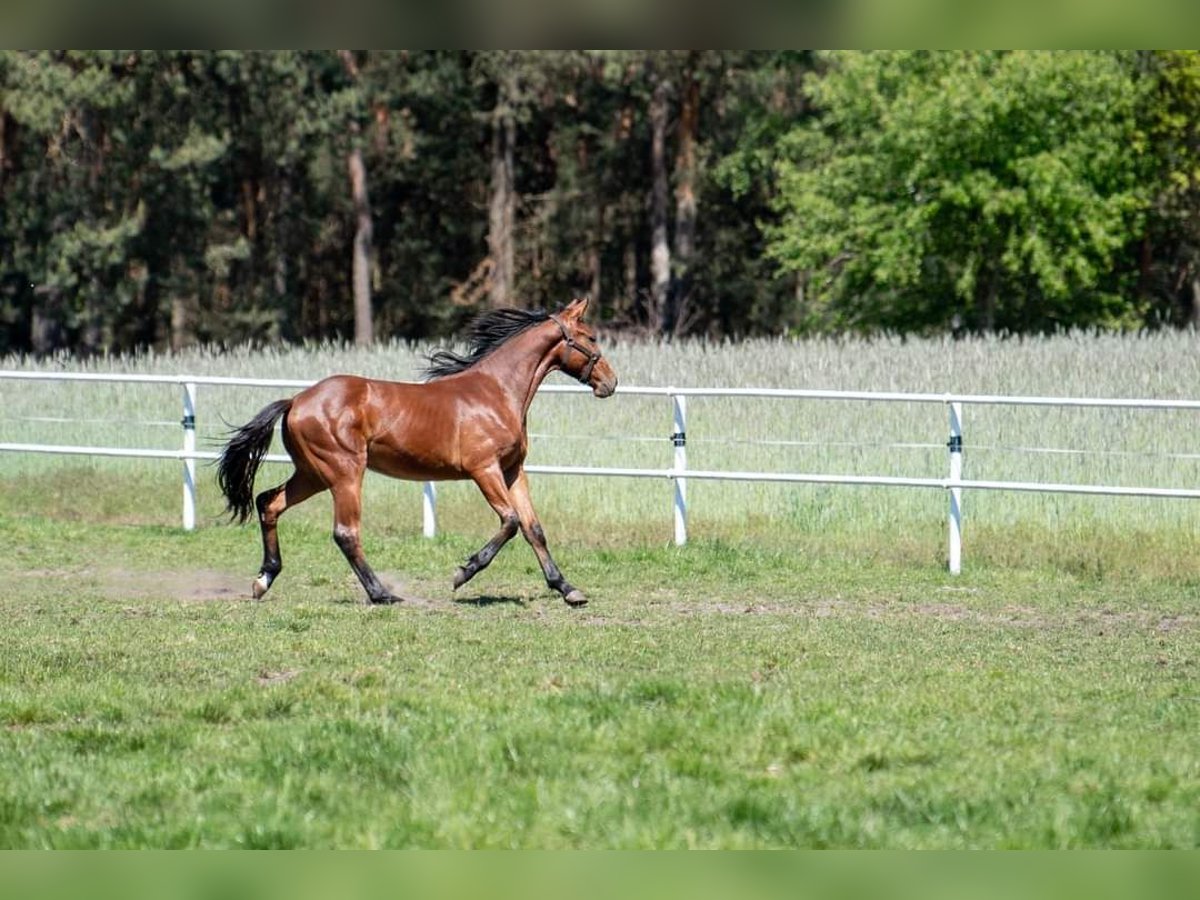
[365,444,462,481]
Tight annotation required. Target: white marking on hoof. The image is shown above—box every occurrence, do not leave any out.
[252,573,272,600]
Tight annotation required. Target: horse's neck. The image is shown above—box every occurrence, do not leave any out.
[476,324,559,419]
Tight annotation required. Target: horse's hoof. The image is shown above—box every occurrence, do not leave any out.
[368,593,403,605]
[452,566,470,591]
[252,574,271,600]
[564,589,588,607]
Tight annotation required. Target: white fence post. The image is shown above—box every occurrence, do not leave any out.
[422,481,437,538]
[948,400,963,574]
[672,391,688,546]
[182,381,197,531]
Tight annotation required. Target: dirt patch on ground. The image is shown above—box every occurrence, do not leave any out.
[256,667,301,685]
[653,594,1196,633]
[59,565,445,606]
[49,565,1198,635]
[374,572,442,610]
[100,568,252,602]
[23,565,258,602]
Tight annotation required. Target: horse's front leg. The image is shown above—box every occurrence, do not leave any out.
[507,467,587,607]
[453,465,521,590]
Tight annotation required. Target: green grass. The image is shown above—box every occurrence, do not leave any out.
[1,335,1198,847]
[0,499,1197,848]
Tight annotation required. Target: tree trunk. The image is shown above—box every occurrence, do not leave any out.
[649,73,671,336]
[587,219,602,308]
[671,55,700,337]
[170,292,195,352]
[133,271,158,349]
[794,270,807,331]
[81,279,103,355]
[488,90,516,308]
[31,290,60,355]
[273,175,291,301]
[577,133,603,308]
[623,238,638,322]
[272,232,289,340]
[1190,273,1200,328]
[346,141,374,345]
[976,267,998,332]
[340,50,374,346]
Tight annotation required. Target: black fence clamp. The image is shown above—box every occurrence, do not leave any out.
[947,434,962,453]
[182,414,196,430]
[671,431,687,448]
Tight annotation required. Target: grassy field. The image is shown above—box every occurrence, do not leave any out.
[0,333,1198,847]
[0,510,1196,848]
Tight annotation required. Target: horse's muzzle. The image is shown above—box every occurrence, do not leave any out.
[593,378,617,398]
[589,357,618,398]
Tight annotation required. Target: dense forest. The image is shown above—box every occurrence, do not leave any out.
[2,50,1199,354]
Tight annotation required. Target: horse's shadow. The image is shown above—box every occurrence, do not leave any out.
[329,593,527,608]
[453,594,527,608]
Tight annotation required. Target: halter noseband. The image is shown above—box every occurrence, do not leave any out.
[550,315,602,385]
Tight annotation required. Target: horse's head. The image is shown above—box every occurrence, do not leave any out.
[550,297,617,398]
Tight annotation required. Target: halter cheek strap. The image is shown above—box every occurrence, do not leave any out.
[549,315,602,384]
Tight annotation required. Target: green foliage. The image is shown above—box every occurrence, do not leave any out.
[769,51,1153,333]
[6,52,1200,352]
[1137,50,1200,324]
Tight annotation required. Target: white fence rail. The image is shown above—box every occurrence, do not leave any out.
[4,369,1200,574]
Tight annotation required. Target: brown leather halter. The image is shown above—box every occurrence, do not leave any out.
[550,315,603,385]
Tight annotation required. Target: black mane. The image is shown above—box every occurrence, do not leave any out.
[423,307,551,380]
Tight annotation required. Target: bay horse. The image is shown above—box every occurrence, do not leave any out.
[217,297,617,606]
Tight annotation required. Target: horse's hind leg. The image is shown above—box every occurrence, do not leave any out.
[330,478,402,605]
[253,471,323,599]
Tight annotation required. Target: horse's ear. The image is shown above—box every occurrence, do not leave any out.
[564,296,590,320]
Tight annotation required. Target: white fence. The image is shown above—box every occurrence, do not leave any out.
[4,369,1200,574]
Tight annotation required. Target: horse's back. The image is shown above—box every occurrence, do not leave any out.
[288,374,465,479]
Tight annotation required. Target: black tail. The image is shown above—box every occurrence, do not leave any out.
[217,399,292,524]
